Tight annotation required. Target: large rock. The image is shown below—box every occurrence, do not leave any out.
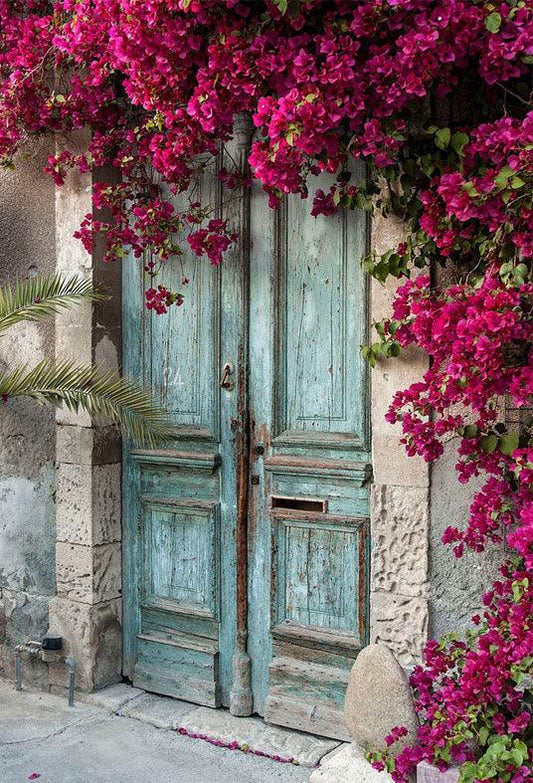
[344,643,418,754]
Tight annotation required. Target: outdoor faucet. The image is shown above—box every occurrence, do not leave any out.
[14,636,76,707]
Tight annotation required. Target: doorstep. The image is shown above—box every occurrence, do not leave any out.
[78,683,341,768]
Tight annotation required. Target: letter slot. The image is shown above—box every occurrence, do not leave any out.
[271,496,327,513]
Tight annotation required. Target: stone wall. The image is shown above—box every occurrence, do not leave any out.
[0,139,57,687]
[0,140,123,692]
[429,443,502,639]
[369,211,430,667]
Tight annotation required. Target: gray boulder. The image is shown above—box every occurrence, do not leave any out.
[344,643,418,755]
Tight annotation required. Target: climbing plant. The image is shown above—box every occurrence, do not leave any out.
[0,1,531,780]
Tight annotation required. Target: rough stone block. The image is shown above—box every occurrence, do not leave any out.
[48,597,122,691]
[370,592,428,667]
[119,693,198,728]
[369,343,429,488]
[56,463,121,546]
[344,644,418,754]
[417,761,460,783]
[178,706,340,767]
[56,425,121,467]
[56,542,121,603]
[371,484,430,597]
[310,742,394,783]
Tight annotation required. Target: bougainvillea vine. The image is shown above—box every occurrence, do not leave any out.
[0,1,532,781]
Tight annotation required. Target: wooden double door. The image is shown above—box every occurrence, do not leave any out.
[122,139,371,740]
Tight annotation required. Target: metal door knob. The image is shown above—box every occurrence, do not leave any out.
[219,361,235,390]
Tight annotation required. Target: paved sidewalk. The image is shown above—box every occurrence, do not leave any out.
[0,680,336,783]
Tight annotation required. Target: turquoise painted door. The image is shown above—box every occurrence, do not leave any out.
[123,132,370,739]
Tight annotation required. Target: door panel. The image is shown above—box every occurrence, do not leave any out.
[275,196,367,445]
[249,164,370,739]
[122,157,244,707]
[147,257,220,436]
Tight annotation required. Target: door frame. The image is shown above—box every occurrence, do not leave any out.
[119,147,432,722]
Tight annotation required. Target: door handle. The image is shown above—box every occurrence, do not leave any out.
[219,361,235,390]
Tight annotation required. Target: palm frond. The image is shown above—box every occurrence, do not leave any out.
[0,274,108,334]
[0,360,175,448]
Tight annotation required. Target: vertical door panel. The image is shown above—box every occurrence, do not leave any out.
[275,195,367,444]
[123,159,243,707]
[249,164,370,739]
[147,251,219,436]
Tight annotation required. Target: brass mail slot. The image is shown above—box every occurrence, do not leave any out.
[271,496,327,513]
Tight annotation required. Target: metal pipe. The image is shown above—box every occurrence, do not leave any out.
[14,646,22,691]
[64,657,76,707]
[14,640,75,708]
[14,642,41,692]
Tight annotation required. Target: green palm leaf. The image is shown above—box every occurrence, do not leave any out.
[0,360,175,448]
[0,274,107,334]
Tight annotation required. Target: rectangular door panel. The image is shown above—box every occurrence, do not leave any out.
[133,493,221,704]
[146,251,220,439]
[273,170,369,450]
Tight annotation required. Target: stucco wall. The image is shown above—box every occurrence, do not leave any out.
[429,442,503,639]
[0,139,57,686]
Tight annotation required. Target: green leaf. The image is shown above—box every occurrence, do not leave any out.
[464,424,478,439]
[435,127,451,150]
[512,263,529,286]
[499,432,519,456]
[451,132,469,156]
[485,12,502,33]
[463,181,479,197]
[0,274,107,335]
[494,165,515,188]
[0,360,175,448]
[481,435,498,454]
[273,0,288,13]
[478,726,490,746]
[389,342,401,358]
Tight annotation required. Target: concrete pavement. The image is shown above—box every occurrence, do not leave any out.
[0,680,326,783]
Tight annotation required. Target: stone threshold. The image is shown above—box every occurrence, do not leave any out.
[74,682,341,768]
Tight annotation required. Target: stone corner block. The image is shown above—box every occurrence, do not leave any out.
[370,592,428,667]
[56,542,121,603]
[56,424,121,466]
[48,597,122,692]
[56,463,121,546]
[371,484,430,598]
[310,742,394,783]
